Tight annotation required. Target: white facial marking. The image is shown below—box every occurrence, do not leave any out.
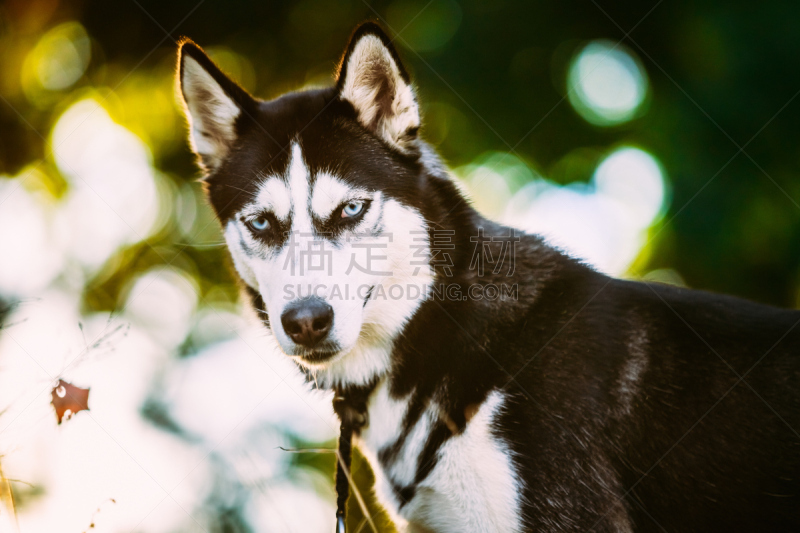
[287,143,313,235]
[252,177,291,221]
[223,141,433,388]
[224,222,258,288]
[311,172,369,220]
[314,198,432,387]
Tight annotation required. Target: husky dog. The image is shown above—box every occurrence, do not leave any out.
[177,23,800,532]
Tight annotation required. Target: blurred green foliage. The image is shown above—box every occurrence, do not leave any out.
[2,0,799,308]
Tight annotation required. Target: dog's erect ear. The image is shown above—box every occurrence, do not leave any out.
[177,39,257,171]
[337,23,420,153]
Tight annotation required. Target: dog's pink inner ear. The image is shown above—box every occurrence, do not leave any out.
[338,31,420,153]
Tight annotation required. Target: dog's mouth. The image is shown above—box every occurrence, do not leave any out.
[289,340,341,365]
[299,349,338,364]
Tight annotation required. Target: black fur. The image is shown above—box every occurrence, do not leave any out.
[181,23,800,533]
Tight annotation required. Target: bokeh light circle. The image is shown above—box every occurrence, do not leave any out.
[593,147,667,226]
[567,40,649,126]
[30,22,91,91]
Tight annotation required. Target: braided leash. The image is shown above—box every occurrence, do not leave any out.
[335,419,353,533]
[332,386,370,533]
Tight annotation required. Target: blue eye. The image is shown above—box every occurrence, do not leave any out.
[248,216,269,232]
[342,201,364,218]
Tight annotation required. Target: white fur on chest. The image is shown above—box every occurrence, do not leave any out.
[357,381,523,533]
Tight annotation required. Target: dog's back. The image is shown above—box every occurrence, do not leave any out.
[487,252,800,531]
[381,222,800,531]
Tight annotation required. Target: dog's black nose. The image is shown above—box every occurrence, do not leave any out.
[280,298,334,348]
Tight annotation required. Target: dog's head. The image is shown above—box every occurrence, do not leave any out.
[177,23,436,386]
